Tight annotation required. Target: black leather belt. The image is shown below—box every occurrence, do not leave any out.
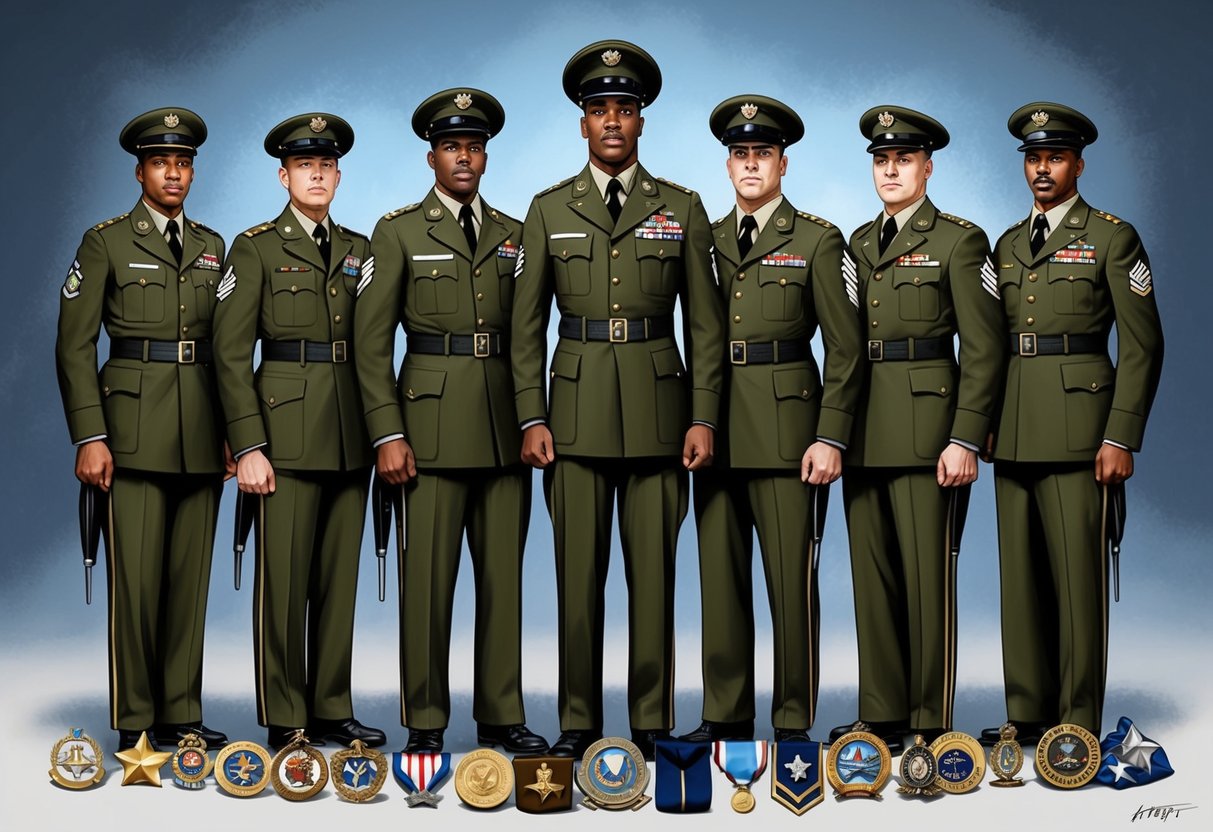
[557,315,674,343]
[261,338,349,363]
[407,332,506,358]
[729,338,810,365]
[867,336,954,362]
[1011,333,1105,357]
[110,337,212,364]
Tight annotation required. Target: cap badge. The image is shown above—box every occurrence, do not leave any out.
[310,117,327,133]
[136,220,149,231]
[602,49,622,66]
[877,111,895,128]
[740,103,758,120]
[1031,110,1050,127]
[454,93,473,110]
[163,113,180,129]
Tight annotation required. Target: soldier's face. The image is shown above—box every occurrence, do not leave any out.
[428,135,487,201]
[871,148,931,214]
[278,155,341,214]
[1023,148,1083,210]
[581,96,643,172]
[135,152,194,216]
[726,143,786,210]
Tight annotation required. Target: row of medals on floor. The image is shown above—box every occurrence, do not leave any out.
[47,721,1100,811]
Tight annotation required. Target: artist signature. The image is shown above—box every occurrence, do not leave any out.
[1131,804,1197,823]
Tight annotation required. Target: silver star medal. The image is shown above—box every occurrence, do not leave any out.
[1106,757,1137,785]
[784,754,811,782]
[1112,723,1161,773]
[406,788,443,807]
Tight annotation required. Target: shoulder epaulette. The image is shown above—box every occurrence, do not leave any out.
[537,176,576,197]
[188,219,221,237]
[711,214,730,229]
[383,203,420,221]
[485,207,521,227]
[797,211,833,229]
[938,211,975,229]
[92,213,129,231]
[335,224,368,240]
[242,221,275,238]
[1094,209,1123,225]
[655,177,692,195]
[1007,218,1027,230]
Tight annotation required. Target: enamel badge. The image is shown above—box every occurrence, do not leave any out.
[270,732,329,800]
[1036,724,1101,789]
[826,726,890,799]
[897,735,942,797]
[929,732,985,794]
[49,728,104,789]
[331,739,387,802]
[988,722,1026,787]
[771,740,824,815]
[215,741,271,797]
[170,732,213,789]
[576,737,651,811]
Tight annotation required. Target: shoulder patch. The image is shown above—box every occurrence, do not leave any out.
[796,211,833,229]
[383,203,420,221]
[1094,209,1124,225]
[536,176,576,197]
[655,177,692,194]
[938,211,975,229]
[92,213,129,231]
[242,221,275,238]
[188,219,221,237]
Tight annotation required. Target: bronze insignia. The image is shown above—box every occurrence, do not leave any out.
[49,728,105,789]
[877,111,895,128]
[429,208,442,218]
[641,180,653,192]
[602,49,622,66]
[454,93,473,110]
[164,113,180,129]
[916,218,929,227]
[775,217,787,228]
[136,220,149,231]
[741,103,758,120]
[1031,110,1050,127]
[310,116,327,133]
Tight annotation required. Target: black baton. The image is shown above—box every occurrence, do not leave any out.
[78,483,106,605]
[371,475,393,603]
[233,491,257,591]
[1107,483,1127,602]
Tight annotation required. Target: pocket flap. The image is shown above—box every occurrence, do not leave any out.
[259,375,306,408]
[101,365,142,397]
[650,346,685,379]
[549,233,593,261]
[893,265,941,287]
[402,366,447,400]
[1061,361,1115,393]
[772,367,814,400]
[1048,262,1097,283]
[269,272,317,295]
[549,350,581,381]
[116,266,166,287]
[636,239,678,260]
[908,365,955,397]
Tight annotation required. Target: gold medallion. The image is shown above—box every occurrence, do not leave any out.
[877,111,895,128]
[271,732,329,800]
[114,730,172,787]
[310,116,327,133]
[989,722,1026,787]
[49,728,104,789]
[455,748,514,809]
[731,785,756,812]
[170,732,213,790]
[164,113,180,128]
[928,731,985,794]
[825,726,890,799]
[1035,724,1101,789]
[454,93,473,110]
[214,741,271,797]
[576,737,651,811]
[601,49,622,66]
[330,739,387,802]
[740,103,758,120]
[1031,110,1050,127]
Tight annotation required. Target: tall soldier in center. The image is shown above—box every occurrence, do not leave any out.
[511,41,724,760]
[354,89,548,755]
[213,114,384,750]
[681,96,864,745]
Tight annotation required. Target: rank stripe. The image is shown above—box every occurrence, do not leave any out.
[216,266,236,301]
[842,250,859,308]
[1129,260,1152,295]
[513,246,525,279]
[357,257,374,297]
[981,256,1000,299]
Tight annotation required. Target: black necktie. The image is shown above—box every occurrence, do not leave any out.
[166,219,183,265]
[313,223,330,270]
[605,177,623,223]
[1030,213,1050,257]
[459,204,478,255]
[738,214,758,260]
[878,215,898,255]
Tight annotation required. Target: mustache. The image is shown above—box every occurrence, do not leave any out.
[1034,176,1055,186]
[601,130,625,141]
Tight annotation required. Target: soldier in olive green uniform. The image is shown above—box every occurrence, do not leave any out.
[212,114,384,750]
[684,96,865,745]
[982,104,1163,743]
[354,89,547,755]
[510,41,725,760]
[55,108,229,751]
[830,108,1007,751]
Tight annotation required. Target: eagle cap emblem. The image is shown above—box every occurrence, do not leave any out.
[740,103,758,120]
[877,111,895,128]
[309,116,327,133]
[163,113,180,128]
[602,49,622,66]
[454,93,473,110]
[1031,110,1050,127]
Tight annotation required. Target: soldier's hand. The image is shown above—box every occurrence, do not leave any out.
[237,449,276,495]
[682,424,715,471]
[801,441,842,485]
[223,441,237,481]
[377,439,417,485]
[1095,443,1134,485]
[521,424,556,469]
[937,442,978,487]
[980,432,995,463]
[75,440,113,492]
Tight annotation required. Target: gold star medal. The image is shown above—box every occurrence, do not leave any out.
[270,731,329,800]
[49,728,104,789]
[114,731,172,787]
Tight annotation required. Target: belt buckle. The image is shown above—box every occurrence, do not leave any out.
[608,318,628,343]
[868,339,884,362]
[331,340,348,363]
[473,332,491,358]
[177,340,196,364]
[1018,333,1037,357]
[730,340,747,365]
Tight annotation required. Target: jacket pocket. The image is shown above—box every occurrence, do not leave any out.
[269,272,318,327]
[908,364,957,459]
[1060,360,1114,452]
[548,349,581,445]
[411,262,460,316]
[259,375,306,461]
[636,238,679,297]
[758,266,808,322]
[1048,262,1098,315]
[651,346,687,444]
[549,233,593,297]
[773,366,818,462]
[401,366,447,462]
[116,265,167,323]
[893,265,942,321]
[100,365,142,455]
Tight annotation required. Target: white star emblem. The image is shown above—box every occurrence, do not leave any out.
[784,754,811,781]
[1112,723,1161,774]
[1106,756,1138,784]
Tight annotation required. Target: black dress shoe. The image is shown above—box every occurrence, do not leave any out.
[828,720,906,753]
[117,729,158,751]
[550,729,602,758]
[403,728,444,753]
[154,722,228,748]
[773,728,811,743]
[477,723,549,754]
[979,721,1049,747]
[267,725,319,750]
[630,729,672,761]
[677,719,755,743]
[309,717,387,748]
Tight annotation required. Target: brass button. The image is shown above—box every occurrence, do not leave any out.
[180,304,186,312]
[268,396,276,405]
[474,268,481,277]
[874,272,883,280]
[334,314,342,323]
[561,249,568,257]
[779,277,787,286]
[1028,272,1038,282]
[733,315,742,323]
[658,248,664,256]
[801,389,809,399]
[1068,275,1075,281]
[477,317,485,326]
[871,299,880,308]
[290,284,299,292]
[611,249,620,259]
[871,321,879,328]
[432,269,439,276]
[550,371,555,378]
[103,386,110,395]
[406,388,415,398]
[179,275,187,283]
[1026,316,1035,325]
[913,276,921,285]
[181,325,189,334]
[611,303,621,312]
[1090,382,1098,390]
[208,279,214,286]
[734,291,743,299]
[476,292,484,301]
[940,386,948,394]
[1027,295,1036,303]
[138,277,146,285]
[737,272,745,280]
[330,287,338,296]
[611,277,620,285]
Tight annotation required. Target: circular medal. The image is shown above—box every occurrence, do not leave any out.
[897,735,942,796]
[214,741,271,797]
[576,737,651,810]
[455,748,514,809]
[731,785,756,813]
[170,732,213,789]
[989,722,1025,787]
[49,728,105,790]
[826,728,891,799]
[271,735,329,800]
[330,740,387,802]
[1035,724,1100,789]
[929,732,985,794]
